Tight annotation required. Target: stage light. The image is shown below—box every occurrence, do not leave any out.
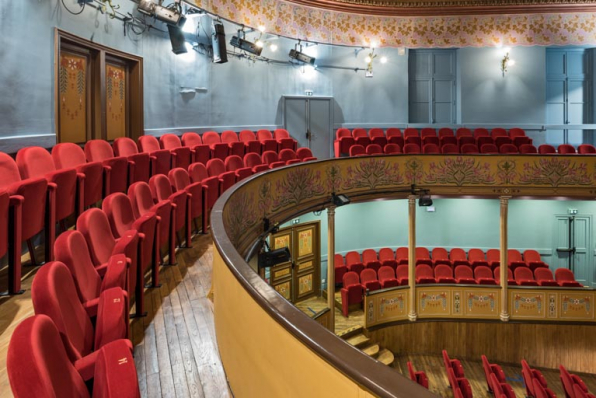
[230,35,263,56]
[380,56,388,64]
[256,40,264,48]
[365,56,372,63]
[258,25,266,32]
[419,194,433,207]
[289,40,316,65]
[137,0,184,26]
[332,193,350,207]
[269,43,278,52]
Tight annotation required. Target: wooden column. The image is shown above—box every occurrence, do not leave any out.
[408,195,417,322]
[499,196,511,322]
[327,205,336,332]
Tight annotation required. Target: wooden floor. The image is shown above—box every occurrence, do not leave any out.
[295,295,364,335]
[0,233,232,398]
[395,353,596,397]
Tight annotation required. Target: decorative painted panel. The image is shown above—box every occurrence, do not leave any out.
[274,281,292,300]
[59,52,87,143]
[463,289,500,319]
[364,289,409,327]
[106,64,126,140]
[417,288,450,317]
[560,292,594,320]
[510,291,546,319]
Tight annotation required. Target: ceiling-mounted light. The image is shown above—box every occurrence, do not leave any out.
[258,25,266,32]
[137,0,184,26]
[256,40,264,48]
[230,28,263,56]
[289,40,316,65]
[269,43,278,52]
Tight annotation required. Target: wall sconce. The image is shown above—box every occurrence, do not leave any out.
[500,49,515,77]
[363,46,387,78]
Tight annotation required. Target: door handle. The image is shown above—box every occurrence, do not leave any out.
[306,130,311,140]
[556,248,576,253]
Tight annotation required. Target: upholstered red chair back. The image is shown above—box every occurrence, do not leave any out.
[279,149,297,162]
[578,144,596,154]
[188,162,208,182]
[538,144,556,154]
[519,144,537,154]
[515,266,535,280]
[423,143,440,154]
[378,266,395,280]
[296,147,314,160]
[432,248,449,262]
[149,174,174,202]
[555,268,580,285]
[416,264,433,278]
[239,130,257,142]
[345,251,361,266]
[342,271,360,287]
[349,145,366,156]
[396,264,408,279]
[77,208,117,265]
[181,132,203,147]
[558,144,577,154]
[366,144,383,155]
[168,168,191,191]
[438,128,454,137]
[441,144,459,154]
[456,128,472,137]
[473,128,490,138]
[384,144,401,154]
[128,182,155,219]
[404,143,421,154]
[534,268,555,282]
[51,143,86,169]
[336,128,351,139]
[362,249,378,263]
[244,153,262,168]
[222,130,239,142]
[274,129,290,139]
[202,131,221,146]
[352,128,367,138]
[223,155,242,171]
[262,151,279,165]
[257,129,274,141]
[369,128,384,138]
[102,193,137,238]
[360,268,377,284]
[435,264,453,279]
[159,133,183,149]
[420,128,436,138]
[474,266,493,280]
[84,139,115,161]
[113,137,140,156]
[206,158,226,176]
[455,265,474,279]
[138,135,161,152]
[17,147,58,177]
[461,144,479,154]
[404,128,418,138]
[386,128,402,138]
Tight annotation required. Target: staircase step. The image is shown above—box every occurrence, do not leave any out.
[346,334,370,348]
[362,344,380,357]
[337,326,364,340]
[377,349,395,366]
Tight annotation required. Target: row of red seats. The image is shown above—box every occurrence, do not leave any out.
[335,127,532,157]
[443,350,476,398]
[347,142,596,156]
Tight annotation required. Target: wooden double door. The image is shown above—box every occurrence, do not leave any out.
[269,222,320,304]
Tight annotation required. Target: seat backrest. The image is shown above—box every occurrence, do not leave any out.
[416,247,430,259]
[334,253,345,266]
[491,127,508,137]
[500,144,518,154]
[486,249,500,262]
[480,144,499,154]
[31,261,95,360]
[379,248,395,261]
[296,147,314,160]
[336,128,351,139]
[450,248,467,260]
[578,144,596,154]
[534,268,555,282]
[461,144,479,154]
[538,144,557,154]
[84,139,115,162]
[128,182,156,219]
[555,268,577,283]
[366,144,383,155]
[360,268,377,283]
[438,128,454,137]
[468,248,485,261]
[342,271,360,287]
[7,315,90,398]
[349,145,366,156]
[369,128,384,138]
[523,249,541,262]
[455,265,474,279]
[54,231,102,304]
[432,247,449,260]
[77,208,117,265]
[225,155,245,171]
[222,130,240,142]
[203,131,221,145]
[239,130,257,142]
[378,266,395,280]
[51,143,87,169]
[257,129,274,141]
[396,264,409,279]
[420,128,436,138]
[509,127,526,137]
[423,143,440,154]
[168,168,191,191]
[434,264,453,278]
[456,128,472,138]
[352,128,367,138]
[362,249,378,263]
[473,128,490,138]
[416,264,433,278]
[181,132,203,147]
[102,193,136,237]
[507,249,522,262]
[262,151,279,165]
[345,251,362,266]
[279,149,297,162]
[515,267,534,281]
[559,365,576,398]
[519,144,538,154]
[384,143,402,154]
[442,144,459,154]
[558,144,576,154]
[404,128,419,138]
[386,128,402,138]
[474,265,493,279]
[160,133,182,149]
[404,143,421,154]
[244,153,263,168]
[206,158,226,176]
[113,137,140,156]
[149,174,174,202]
[274,129,290,139]
[138,135,162,152]
[16,147,57,179]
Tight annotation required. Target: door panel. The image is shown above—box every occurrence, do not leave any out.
[572,217,590,286]
[309,99,332,159]
[553,215,592,287]
[270,230,294,301]
[546,51,565,76]
[285,98,309,150]
[106,63,128,140]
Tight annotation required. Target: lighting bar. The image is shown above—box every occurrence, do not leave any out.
[230,36,263,56]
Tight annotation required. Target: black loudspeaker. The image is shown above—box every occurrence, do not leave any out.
[167,24,187,55]
[212,21,228,64]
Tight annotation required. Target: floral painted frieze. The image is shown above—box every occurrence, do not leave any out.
[271,168,325,211]
[424,156,495,186]
[519,158,592,187]
[343,158,404,190]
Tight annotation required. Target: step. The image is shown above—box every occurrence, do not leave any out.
[361,343,380,358]
[345,334,370,348]
[337,325,364,340]
[377,349,395,366]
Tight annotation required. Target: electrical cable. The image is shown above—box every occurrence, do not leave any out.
[61,0,86,15]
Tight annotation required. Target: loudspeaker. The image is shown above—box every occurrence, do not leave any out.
[258,247,291,269]
[212,21,228,64]
[167,24,187,55]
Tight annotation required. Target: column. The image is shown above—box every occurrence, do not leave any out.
[499,196,511,322]
[408,195,417,322]
[327,205,336,332]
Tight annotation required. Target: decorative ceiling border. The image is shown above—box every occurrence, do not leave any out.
[193,0,596,47]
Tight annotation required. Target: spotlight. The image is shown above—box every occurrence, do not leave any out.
[380,56,388,64]
[331,193,350,207]
[137,0,184,26]
[211,20,228,64]
[256,40,264,48]
[230,35,263,56]
[365,56,372,63]
[269,43,278,52]
[419,194,433,207]
[289,40,316,65]
[258,25,266,32]
[167,24,188,55]
[258,247,291,269]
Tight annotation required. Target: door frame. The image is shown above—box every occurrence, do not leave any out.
[552,213,593,287]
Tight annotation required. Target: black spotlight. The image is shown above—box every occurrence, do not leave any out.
[230,35,262,56]
[419,194,433,207]
[167,24,188,54]
[332,193,350,207]
[212,20,228,63]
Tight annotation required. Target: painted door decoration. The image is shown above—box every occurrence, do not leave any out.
[270,221,320,303]
[106,63,127,140]
[553,215,592,287]
[409,49,456,124]
[283,96,333,159]
[546,49,591,146]
[58,51,89,143]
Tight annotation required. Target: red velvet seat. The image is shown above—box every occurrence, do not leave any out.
[407,362,429,389]
[449,248,470,267]
[500,143,519,154]
[128,182,175,265]
[573,384,596,398]
[468,248,489,269]
[473,128,490,139]
[491,127,507,137]
[341,272,364,316]
[77,209,140,314]
[442,144,459,154]
[17,147,78,225]
[222,130,246,157]
[558,144,577,154]
[440,136,457,147]
[519,144,538,154]
[476,134,493,147]
[420,127,436,138]
[0,192,19,295]
[202,131,229,161]
[52,143,105,209]
[431,247,451,267]
[538,144,557,154]
[7,315,139,398]
[490,373,516,398]
[54,231,127,317]
[438,128,454,138]
[561,365,596,398]
[507,249,528,272]
[102,192,159,304]
[352,128,371,148]
[480,143,499,154]
[494,266,517,285]
[404,143,421,154]
[474,265,497,285]
[534,268,559,286]
[225,155,253,181]
[149,174,190,249]
[31,262,129,381]
[366,144,383,155]
[261,151,286,169]
[395,247,409,265]
[296,147,317,162]
[415,247,433,266]
[360,268,381,291]
[349,144,366,156]
[434,264,456,283]
[379,247,397,270]
[460,144,479,154]
[456,127,472,138]
[362,249,381,273]
[188,163,220,232]
[423,143,440,154]
[495,136,513,148]
[522,360,556,398]
[160,134,192,170]
[458,136,476,150]
[0,152,54,273]
[207,158,237,192]
[257,129,278,153]
[514,266,539,286]
[422,136,440,146]
[239,130,262,154]
[279,148,301,165]
[523,249,548,271]
[138,135,173,176]
[386,128,404,147]
[482,355,506,393]
[369,128,387,147]
[274,128,298,151]
[181,132,211,165]
[443,350,465,378]
[345,251,365,275]
[334,128,355,157]
[404,128,421,147]
[169,168,205,234]
[378,266,399,288]
[334,253,347,287]
[555,268,583,287]
[113,137,151,183]
[447,367,473,398]
[454,265,477,284]
[486,248,501,270]
[85,140,130,194]
[578,144,596,155]
[244,152,269,173]
[396,264,409,285]
[384,143,402,154]
[415,264,435,284]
